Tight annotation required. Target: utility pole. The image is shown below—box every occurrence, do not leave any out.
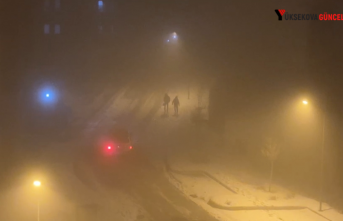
[188,81,190,100]
[37,200,40,221]
[319,105,326,211]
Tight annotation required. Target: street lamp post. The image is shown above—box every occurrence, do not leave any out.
[167,31,191,100]
[319,105,326,211]
[37,200,40,221]
[302,100,326,211]
[33,180,41,221]
[188,81,190,100]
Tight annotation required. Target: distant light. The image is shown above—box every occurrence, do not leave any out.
[129,146,133,150]
[38,85,58,106]
[107,146,111,150]
[98,0,104,11]
[167,40,170,42]
[173,35,177,39]
[54,24,60,34]
[33,180,41,187]
[55,0,60,9]
[44,24,50,34]
[303,100,308,105]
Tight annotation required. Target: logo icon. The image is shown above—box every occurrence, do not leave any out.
[275,9,286,20]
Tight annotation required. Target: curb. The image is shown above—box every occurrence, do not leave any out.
[207,198,306,211]
[208,198,332,221]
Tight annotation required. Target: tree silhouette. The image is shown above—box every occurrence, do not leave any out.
[262,138,280,192]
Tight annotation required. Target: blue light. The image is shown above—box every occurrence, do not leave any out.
[37,85,58,106]
[173,36,177,39]
[167,39,170,42]
[98,0,104,11]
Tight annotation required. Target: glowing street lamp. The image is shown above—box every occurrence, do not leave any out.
[33,180,41,187]
[300,99,326,211]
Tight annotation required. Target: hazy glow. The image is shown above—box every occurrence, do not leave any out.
[38,85,58,106]
[33,180,41,187]
[108,146,111,150]
[54,24,60,34]
[172,32,177,39]
[98,0,104,11]
[303,100,308,105]
[44,24,50,34]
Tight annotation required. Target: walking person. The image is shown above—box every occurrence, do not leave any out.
[172,96,180,115]
[163,93,170,114]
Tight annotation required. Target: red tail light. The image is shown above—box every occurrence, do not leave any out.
[129,146,133,150]
[107,146,112,150]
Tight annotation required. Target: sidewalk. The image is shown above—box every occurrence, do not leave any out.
[165,152,343,221]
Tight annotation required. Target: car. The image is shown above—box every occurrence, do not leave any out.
[101,127,133,157]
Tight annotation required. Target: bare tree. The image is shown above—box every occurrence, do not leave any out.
[262,138,280,192]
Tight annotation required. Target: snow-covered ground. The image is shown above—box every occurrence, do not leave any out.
[165,153,343,221]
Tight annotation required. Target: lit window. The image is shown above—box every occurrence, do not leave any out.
[54,24,60,34]
[44,24,50,34]
[55,0,60,9]
[98,0,104,11]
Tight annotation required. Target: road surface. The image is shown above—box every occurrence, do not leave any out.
[74,83,218,221]
[0,79,219,221]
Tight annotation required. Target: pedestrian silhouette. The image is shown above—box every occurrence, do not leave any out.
[163,93,170,114]
[172,96,180,115]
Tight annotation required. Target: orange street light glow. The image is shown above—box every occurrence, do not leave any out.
[33,181,41,187]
